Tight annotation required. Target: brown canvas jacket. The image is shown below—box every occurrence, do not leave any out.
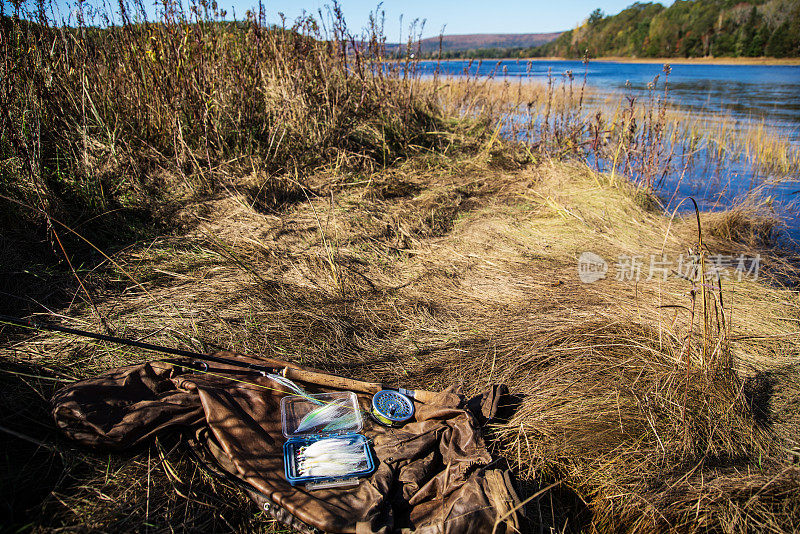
[52,352,521,533]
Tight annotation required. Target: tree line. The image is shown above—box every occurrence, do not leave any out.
[429,0,800,59]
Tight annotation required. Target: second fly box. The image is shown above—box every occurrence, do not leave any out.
[281,391,375,488]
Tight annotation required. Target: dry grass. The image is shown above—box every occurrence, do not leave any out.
[0,0,459,268]
[3,145,800,532]
[2,1,800,532]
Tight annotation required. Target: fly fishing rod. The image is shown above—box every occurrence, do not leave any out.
[0,314,280,373]
[0,314,439,407]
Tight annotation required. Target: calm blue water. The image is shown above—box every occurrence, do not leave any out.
[417,59,800,241]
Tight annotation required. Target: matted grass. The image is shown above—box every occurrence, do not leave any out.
[2,146,799,532]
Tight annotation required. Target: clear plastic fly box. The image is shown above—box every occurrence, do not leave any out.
[281,391,375,489]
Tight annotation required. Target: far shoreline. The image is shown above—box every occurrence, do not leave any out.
[584,56,800,66]
[422,56,800,66]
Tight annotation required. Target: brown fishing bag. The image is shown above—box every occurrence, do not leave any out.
[51,352,522,533]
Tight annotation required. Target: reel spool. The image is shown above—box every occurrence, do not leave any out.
[371,390,414,427]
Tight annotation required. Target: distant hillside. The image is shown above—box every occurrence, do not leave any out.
[417,32,563,53]
[387,32,563,58]
[535,0,800,59]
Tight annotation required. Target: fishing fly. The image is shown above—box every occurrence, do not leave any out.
[296,398,359,433]
[266,374,323,405]
[296,437,369,477]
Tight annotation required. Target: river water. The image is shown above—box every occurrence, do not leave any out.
[416,59,800,241]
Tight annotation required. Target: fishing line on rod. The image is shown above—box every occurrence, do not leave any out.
[0,314,321,400]
[2,314,415,427]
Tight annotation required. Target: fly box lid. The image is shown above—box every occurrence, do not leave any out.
[280,391,363,438]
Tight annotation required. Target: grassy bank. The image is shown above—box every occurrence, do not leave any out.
[2,2,800,533]
[3,149,800,532]
[435,56,800,65]
[587,56,800,65]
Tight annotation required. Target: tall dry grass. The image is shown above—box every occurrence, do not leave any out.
[1,0,488,324]
[426,65,800,203]
[0,0,456,243]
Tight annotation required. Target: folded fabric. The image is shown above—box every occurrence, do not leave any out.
[52,351,521,533]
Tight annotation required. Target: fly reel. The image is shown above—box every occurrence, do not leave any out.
[371,390,414,427]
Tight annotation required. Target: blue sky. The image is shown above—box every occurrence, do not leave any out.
[268,1,674,37]
[19,0,674,37]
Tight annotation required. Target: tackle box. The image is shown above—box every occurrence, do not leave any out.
[281,391,375,489]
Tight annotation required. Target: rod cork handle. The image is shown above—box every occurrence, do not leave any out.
[281,367,440,404]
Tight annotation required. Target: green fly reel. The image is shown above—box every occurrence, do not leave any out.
[371,390,414,427]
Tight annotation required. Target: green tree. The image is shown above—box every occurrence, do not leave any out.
[749,25,770,56]
[711,33,735,56]
[589,8,604,26]
[734,8,759,57]
[531,0,798,59]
